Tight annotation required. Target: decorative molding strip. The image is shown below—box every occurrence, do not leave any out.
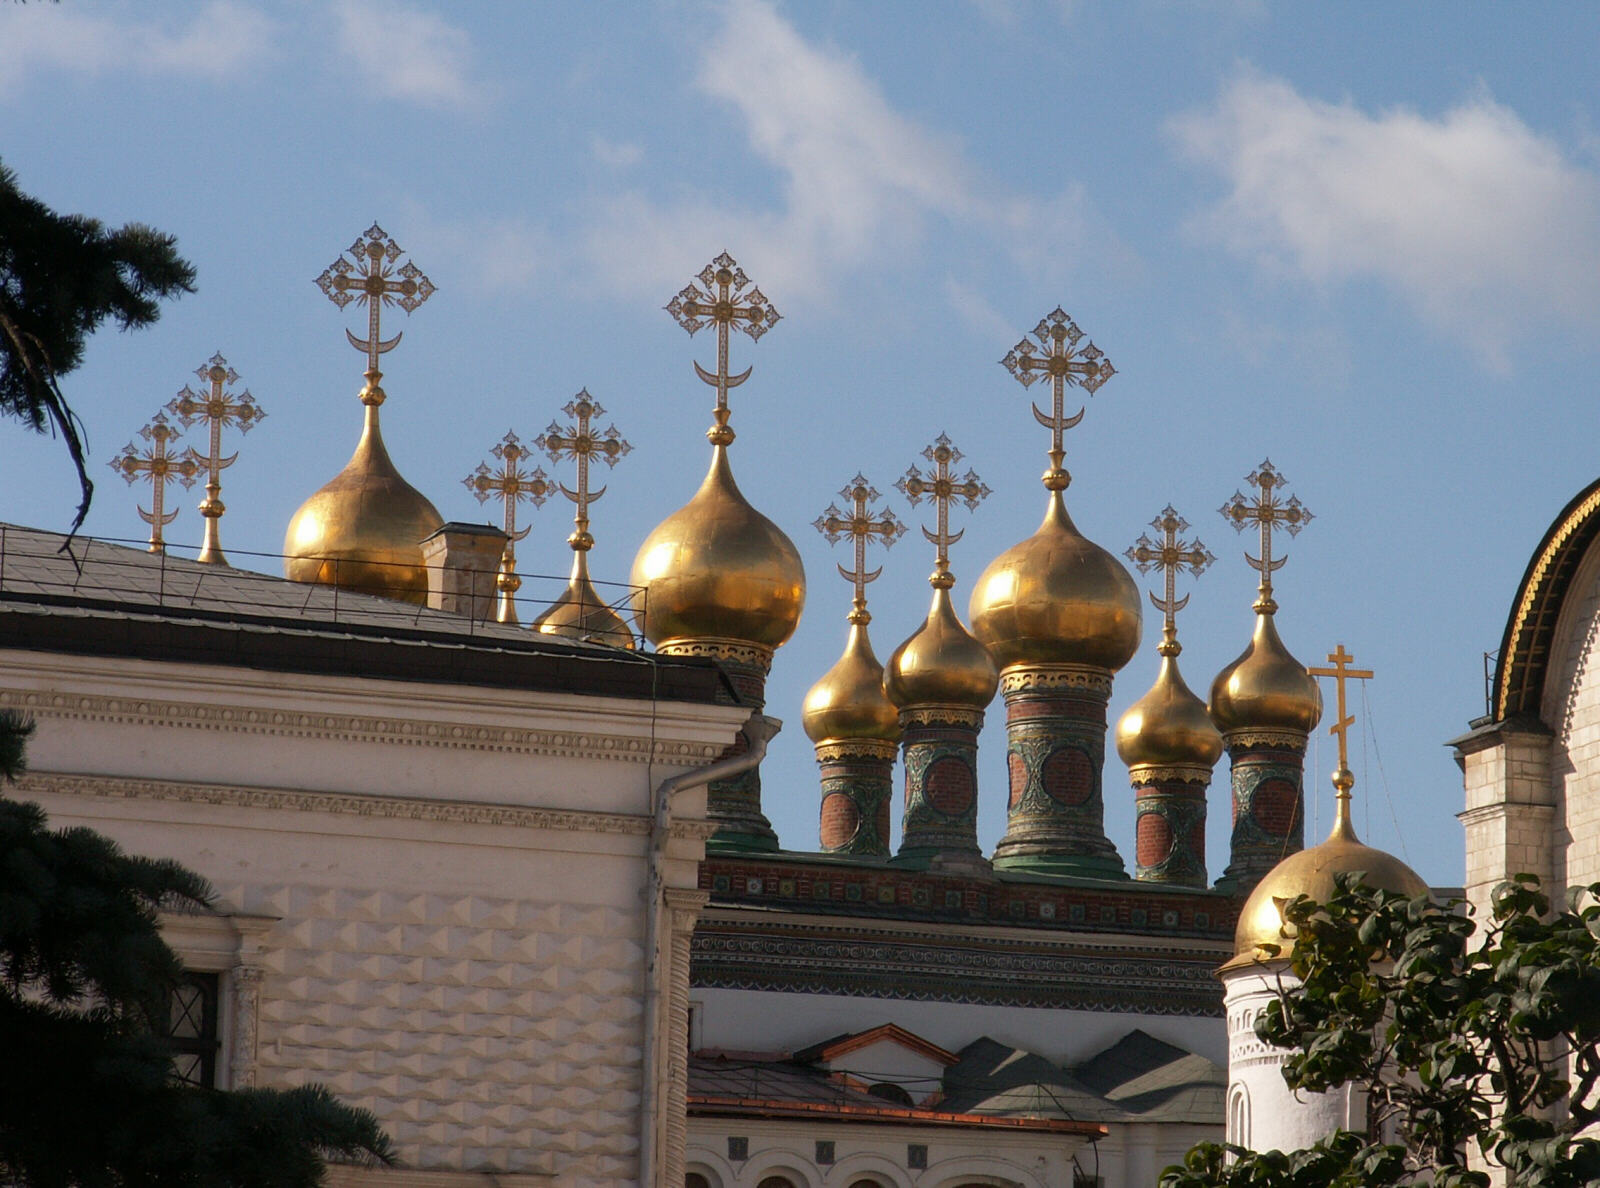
[1222,727,1308,751]
[657,638,774,673]
[0,688,723,767]
[1127,763,1215,786]
[899,705,985,729]
[812,738,899,763]
[1000,664,1113,696]
[18,771,714,839]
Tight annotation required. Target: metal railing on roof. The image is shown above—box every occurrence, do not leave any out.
[0,525,645,646]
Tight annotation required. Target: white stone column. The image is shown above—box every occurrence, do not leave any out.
[659,887,709,1188]
[1454,719,1555,927]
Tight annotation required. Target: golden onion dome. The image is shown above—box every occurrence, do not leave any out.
[885,585,999,711]
[1115,652,1224,769]
[284,404,443,604]
[969,491,1142,672]
[1225,794,1429,969]
[803,620,901,744]
[629,444,805,650]
[533,549,636,649]
[1209,611,1322,735]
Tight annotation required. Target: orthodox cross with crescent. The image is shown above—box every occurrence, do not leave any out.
[814,474,907,623]
[1126,505,1214,656]
[665,252,780,446]
[167,353,265,567]
[1001,307,1115,490]
[109,411,198,555]
[897,434,990,587]
[316,224,436,402]
[536,390,632,553]
[1219,459,1313,613]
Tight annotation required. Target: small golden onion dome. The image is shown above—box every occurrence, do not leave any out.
[885,586,999,710]
[1226,798,1429,969]
[629,445,805,650]
[969,491,1142,672]
[1209,611,1322,734]
[803,621,901,744]
[284,405,443,604]
[533,549,636,649]
[1115,653,1224,769]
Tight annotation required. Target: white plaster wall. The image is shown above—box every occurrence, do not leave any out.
[1544,545,1600,894]
[694,986,1227,1068]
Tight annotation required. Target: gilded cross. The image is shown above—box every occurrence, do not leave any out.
[665,252,780,445]
[1125,506,1214,656]
[536,390,631,553]
[813,474,907,623]
[1307,645,1373,794]
[1001,308,1115,490]
[464,432,552,624]
[896,434,990,586]
[166,353,265,566]
[315,224,435,402]
[1219,459,1313,613]
[109,412,199,554]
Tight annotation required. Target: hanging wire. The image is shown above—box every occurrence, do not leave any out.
[1360,680,1411,864]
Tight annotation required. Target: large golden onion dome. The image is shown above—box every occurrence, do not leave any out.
[1225,788,1429,969]
[969,491,1142,672]
[284,403,443,604]
[533,549,636,649]
[1115,652,1224,769]
[803,620,901,744]
[886,586,999,710]
[629,444,805,651]
[1209,611,1322,734]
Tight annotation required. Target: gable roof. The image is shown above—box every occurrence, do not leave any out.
[792,1022,958,1067]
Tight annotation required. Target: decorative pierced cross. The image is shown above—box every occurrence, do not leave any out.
[1125,506,1214,656]
[166,353,264,566]
[536,390,631,553]
[1219,459,1313,612]
[315,224,435,400]
[896,434,990,586]
[1001,307,1115,490]
[1307,645,1373,793]
[814,475,907,623]
[464,431,552,626]
[109,412,199,554]
[665,252,780,445]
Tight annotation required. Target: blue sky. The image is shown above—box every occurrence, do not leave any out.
[6,1,1600,887]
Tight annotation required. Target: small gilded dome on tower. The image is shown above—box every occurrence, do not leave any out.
[284,404,443,604]
[629,444,805,651]
[804,622,901,743]
[1209,612,1322,734]
[970,492,1142,672]
[1117,653,1223,769]
[885,586,999,710]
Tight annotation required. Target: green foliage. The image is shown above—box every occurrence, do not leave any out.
[1160,875,1600,1188]
[0,712,394,1186]
[0,159,196,533]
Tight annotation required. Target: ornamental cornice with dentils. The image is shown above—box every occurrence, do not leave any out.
[1126,506,1215,657]
[896,434,990,589]
[464,431,551,625]
[814,475,907,624]
[1219,459,1312,615]
[166,353,265,567]
[109,411,199,555]
[665,251,780,446]
[1000,307,1115,491]
[315,223,435,406]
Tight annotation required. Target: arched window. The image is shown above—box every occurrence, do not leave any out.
[756,1177,797,1188]
[1227,1081,1251,1149]
[685,1175,711,1188]
[866,1081,914,1106]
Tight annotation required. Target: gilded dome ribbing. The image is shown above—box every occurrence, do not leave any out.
[1116,653,1224,769]
[629,444,805,651]
[970,492,1142,672]
[284,404,443,604]
[1209,611,1322,734]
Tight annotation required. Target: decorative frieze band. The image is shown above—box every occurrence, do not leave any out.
[1127,763,1215,786]
[17,771,718,840]
[0,689,723,767]
[812,738,899,764]
[899,705,985,729]
[656,638,775,673]
[999,664,1114,697]
[1222,727,1309,751]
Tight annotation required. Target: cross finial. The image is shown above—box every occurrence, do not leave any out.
[316,224,436,406]
[1125,505,1214,657]
[109,411,199,554]
[536,389,631,554]
[1219,459,1313,614]
[1307,645,1374,804]
[814,474,907,624]
[464,431,552,624]
[165,353,265,567]
[665,251,780,447]
[896,433,990,588]
[1001,307,1115,491]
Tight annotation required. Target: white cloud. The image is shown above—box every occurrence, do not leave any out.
[334,0,482,111]
[944,277,1016,344]
[581,0,1110,304]
[0,2,272,94]
[1171,72,1600,364]
[591,138,643,169]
